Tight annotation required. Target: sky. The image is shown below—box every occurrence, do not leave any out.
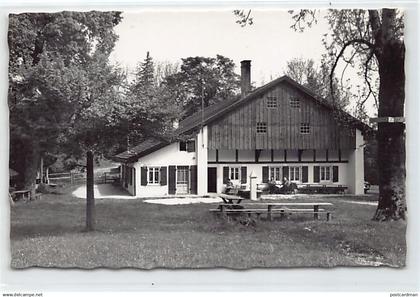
[109,9,376,115]
[109,9,330,87]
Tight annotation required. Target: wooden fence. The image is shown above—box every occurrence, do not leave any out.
[47,168,120,185]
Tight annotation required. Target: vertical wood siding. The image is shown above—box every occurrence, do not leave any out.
[207,82,355,150]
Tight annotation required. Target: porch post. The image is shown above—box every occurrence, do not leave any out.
[348,129,365,194]
[249,170,258,201]
[196,126,208,195]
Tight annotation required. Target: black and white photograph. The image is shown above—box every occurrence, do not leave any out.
[7,8,408,270]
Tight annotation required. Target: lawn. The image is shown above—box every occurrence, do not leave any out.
[9,185,406,269]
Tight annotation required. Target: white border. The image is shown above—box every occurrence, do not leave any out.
[0,1,419,293]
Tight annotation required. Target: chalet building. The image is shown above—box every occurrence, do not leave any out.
[113,60,368,197]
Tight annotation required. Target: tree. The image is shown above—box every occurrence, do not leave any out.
[284,57,350,110]
[163,55,240,118]
[118,52,182,149]
[8,11,123,192]
[131,51,155,96]
[235,9,406,221]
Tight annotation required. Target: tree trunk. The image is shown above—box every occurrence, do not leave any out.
[373,39,406,221]
[23,143,40,199]
[86,150,95,231]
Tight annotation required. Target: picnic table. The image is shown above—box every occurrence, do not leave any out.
[219,193,245,204]
[11,190,31,202]
[211,202,334,221]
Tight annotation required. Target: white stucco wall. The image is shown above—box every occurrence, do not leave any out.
[348,129,365,195]
[213,162,350,194]
[133,142,197,197]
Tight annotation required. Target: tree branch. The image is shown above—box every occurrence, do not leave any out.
[330,38,375,107]
[340,50,356,87]
[360,49,377,107]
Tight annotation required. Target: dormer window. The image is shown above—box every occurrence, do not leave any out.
[267,96,278,108]
[290,97,300,108]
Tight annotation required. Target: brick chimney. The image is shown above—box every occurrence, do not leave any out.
[240,60,251,98]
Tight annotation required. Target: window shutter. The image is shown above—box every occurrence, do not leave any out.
[190,165,197,194]
[282,166,289,180]
[240,167,247,184]
[141,167,148,186]
[262,166,269,183]
[187,140,196,152]
[223,166,229,184]
[160,167,167,185]
[333,166,339,182]
[168,166,176,194]
[302,166,308,183]
[313,166,320,183]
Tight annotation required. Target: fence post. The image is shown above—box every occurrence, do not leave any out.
[86,150,95,231]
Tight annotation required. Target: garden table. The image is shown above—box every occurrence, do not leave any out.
[241,202,334,221]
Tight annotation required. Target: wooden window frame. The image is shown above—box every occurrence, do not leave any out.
[256,122,267,133]
[148,167,161,185]
[180,140,196,152]
[229,167,240,181]
[267,96,278,108]
[290,97,300,108]
[300,123,311,134]
[269,166,282,182]
[320,166,332,182]
[289,166,301,182]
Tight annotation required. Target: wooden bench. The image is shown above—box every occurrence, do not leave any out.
[282,208,333,221]
[210,207,333,221]
[210,208,287,219]
[212,202,334,221]
[298,184,347,194]
[11,189,31,202]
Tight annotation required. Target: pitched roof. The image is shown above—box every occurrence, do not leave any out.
[113,75,370,162]
[112,138,167,163]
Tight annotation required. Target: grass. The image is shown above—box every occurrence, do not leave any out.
[10,185,406,269]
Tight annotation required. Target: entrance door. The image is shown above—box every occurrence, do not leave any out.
[176,166,190,194]
[208,167,217,193]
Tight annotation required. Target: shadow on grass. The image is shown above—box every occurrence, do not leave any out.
[10,223,87,240]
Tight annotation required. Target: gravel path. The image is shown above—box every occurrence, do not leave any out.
[72,184,134,199]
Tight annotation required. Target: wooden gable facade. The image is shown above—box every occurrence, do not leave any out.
[207,80,355,150]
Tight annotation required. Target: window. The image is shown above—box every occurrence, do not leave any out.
[290,97,300,108]
[256,122,267,133]
[230,167,240,180]
[320,166,331,181]
[180,140,196,152]
[300,123,310,134]
[148,167,160,184]
[267,96,278,108]
[270,167,281,181]
[289,166,300,182]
